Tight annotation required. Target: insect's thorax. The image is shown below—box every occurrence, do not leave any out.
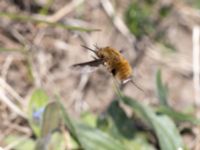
[97,47,122,61]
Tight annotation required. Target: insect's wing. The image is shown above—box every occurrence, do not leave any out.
[72,59,103,67]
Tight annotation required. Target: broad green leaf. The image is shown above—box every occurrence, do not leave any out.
[81,111,97,127]
[35,101,61,150]
[157,106,200,125]
[107,100,136,139]
[29,89,49,137]
[30,89,49,109]
[156,69,168,106]
[40,101,61,137]
[97,113,124,142]
[121,96,185,150]
[58,98,126,150]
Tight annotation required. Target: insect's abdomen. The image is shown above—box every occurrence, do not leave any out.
[115,60,132,81]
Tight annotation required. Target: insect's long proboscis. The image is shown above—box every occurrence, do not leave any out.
[81,45,97,53]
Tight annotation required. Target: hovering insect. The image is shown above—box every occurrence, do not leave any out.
[72,45,143,91]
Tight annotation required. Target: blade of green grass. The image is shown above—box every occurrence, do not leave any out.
[0,46,26,52]
[40,101,61,137]
[0,12,100,32]
[156,69,168,106]
[157,106,200,125]
[35,101,61,150]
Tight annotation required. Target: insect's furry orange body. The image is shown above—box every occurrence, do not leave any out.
[96,47,132,81]
[73,45,133,83]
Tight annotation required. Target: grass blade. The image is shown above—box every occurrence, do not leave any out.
[156,69,168,106]
[157,106,200,125]
[0,12,100,32]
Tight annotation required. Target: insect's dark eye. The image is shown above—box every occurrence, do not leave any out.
[98,54,104,59]
[111,68,117,76]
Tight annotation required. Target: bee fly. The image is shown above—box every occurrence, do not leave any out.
[72,45,144,92]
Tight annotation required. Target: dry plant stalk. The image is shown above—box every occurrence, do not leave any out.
[192,26,200,107]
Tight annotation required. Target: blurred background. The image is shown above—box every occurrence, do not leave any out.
[0,0,200,149]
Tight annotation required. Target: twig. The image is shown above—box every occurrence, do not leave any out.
[0,87,26,118]
[45,0,85,23]
[1,56,13,80]
[0,78,24,106]
[100,0,136,43]
[68,67,90,112]
[3,121,31,135]
[192,26,200,107]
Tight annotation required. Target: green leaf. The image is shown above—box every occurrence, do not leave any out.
[121,96,185,150]
[107,100,136,139]
[156,69,168,106]
[40,101,61,137]
[96,113,111,131]
[57,98,126,150]
[30,89,49,109]
[29,89,49,137]
[157,106,200,125]
[81,111,97,127]
[35,101,61,150]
